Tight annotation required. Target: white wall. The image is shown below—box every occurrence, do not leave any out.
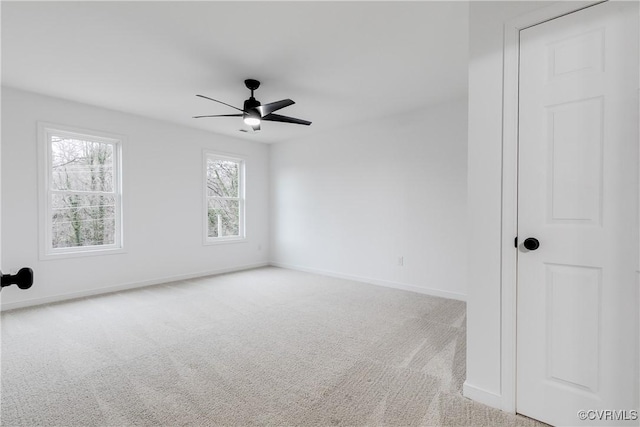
[270,98,468,300]
[465,0,556,409]
[1,87,269,309]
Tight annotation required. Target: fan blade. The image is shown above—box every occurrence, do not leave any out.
[196,94,245,112]
[252,123,261,131]
[193,114,243,119]
[262,113,311,126]
[256,99,294,117]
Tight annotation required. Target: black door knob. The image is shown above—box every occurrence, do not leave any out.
[523,237,540,251]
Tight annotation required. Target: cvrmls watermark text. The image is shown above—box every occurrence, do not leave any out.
[577,410,638,421]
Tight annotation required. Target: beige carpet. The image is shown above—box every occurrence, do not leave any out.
[1,267,544,426]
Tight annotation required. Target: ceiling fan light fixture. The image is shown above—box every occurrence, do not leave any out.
[243,116,260,126]
[243,109,261,126]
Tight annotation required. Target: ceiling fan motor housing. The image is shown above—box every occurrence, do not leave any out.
[243,97,261,111]
[243,97,261,120]
[244,79,261,119]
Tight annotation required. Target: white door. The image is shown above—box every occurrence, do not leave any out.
[517,2,639,426]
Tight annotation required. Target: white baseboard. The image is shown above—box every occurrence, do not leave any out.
[463,381,503,410]
[269,261,466,302]
[1,262,269,311]
[3,261,466,310]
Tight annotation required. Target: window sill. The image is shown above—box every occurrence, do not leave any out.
[40,246,126,261]
[203,237,247,246]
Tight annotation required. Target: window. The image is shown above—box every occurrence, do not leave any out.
[39,123,123,257]
[204,152,245,243]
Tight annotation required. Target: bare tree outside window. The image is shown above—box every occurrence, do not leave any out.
[205,155,244,240]
[51,137,116,247]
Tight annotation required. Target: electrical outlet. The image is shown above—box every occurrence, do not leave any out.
[398,256,404,267]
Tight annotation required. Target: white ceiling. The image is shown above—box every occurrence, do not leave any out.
[2,1,469,144]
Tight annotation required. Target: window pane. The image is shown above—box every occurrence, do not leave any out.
[51,194,116,248]
[207,198,240,237]
[51,136,114,192]
[206,159,239,198]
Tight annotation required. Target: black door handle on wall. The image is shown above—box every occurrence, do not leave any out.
[1,268,33,290]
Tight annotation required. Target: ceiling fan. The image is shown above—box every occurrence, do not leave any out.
[193,79,311,131]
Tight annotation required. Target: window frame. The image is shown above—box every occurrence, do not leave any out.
[38,122,124,259]
[203,150,246,245]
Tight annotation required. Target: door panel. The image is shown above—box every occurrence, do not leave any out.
[546,263,600,392]
[547,96,603,224]
[517,2,639,426]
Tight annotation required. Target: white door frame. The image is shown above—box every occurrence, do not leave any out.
[499,0,606,414]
